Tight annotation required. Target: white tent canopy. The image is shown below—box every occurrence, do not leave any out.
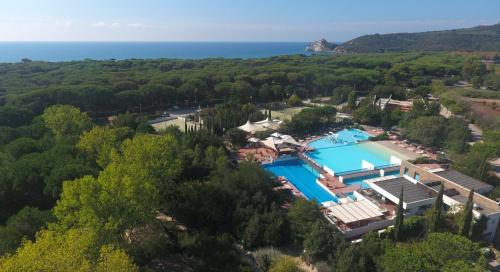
[254,117,281,130]
[271,132,283,138]
[261,137,279,151]
[247,137,260,143]
[238,118,281,133]
[280,135,300,146]
[238,120,264,133]
[327,200,383,224]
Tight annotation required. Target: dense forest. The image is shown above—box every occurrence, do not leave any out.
[336,23,500,53]
[0,52,498,271]
[0,53,466,116]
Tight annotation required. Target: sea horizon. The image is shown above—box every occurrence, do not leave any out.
[0,41,331,63]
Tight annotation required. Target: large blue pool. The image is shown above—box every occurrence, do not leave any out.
[307,129,393,175]
[263,158,338,203]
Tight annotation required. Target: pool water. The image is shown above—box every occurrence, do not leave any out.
[307,129,393,175]
[307,141,393,174]
[263,158,338,203]
[310,128,372,149]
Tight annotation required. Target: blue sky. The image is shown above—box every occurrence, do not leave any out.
[0,0,499,41]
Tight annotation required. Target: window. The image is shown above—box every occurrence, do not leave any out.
[404,167,409,175]
[414,173,421,181]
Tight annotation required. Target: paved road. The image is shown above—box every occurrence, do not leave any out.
[440,105,483,144]
[468,123,483,144]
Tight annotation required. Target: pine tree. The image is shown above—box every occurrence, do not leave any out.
[393,186,404,242]
[429,183,444,233]
[460,189,474,237]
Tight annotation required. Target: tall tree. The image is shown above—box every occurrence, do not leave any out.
[428,183,444,233]
[470,215,488,242]
[346,90,357,111]
[393,187,404,242]
[0,228,138,272]
[460,189,474,237]
[303,220,344,264]
[42,105,92,138]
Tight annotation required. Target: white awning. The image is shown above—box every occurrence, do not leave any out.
[327,200,383,224]
[238,120,256,132]
[255,117,280,130]
[261,138,279,151]
[280,135,300,146]
[238,120,267,133]
[271,132,283,137]
[247,137,260,143]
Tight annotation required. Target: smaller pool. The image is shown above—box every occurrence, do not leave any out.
[263,158,338,203]
[309,128,372,149]
[343,171,400,189]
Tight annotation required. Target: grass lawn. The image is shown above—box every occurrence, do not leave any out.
[151,118,197,132]
[448,86,500,99]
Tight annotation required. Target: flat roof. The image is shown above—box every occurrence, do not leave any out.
[434,169,493,192]
[327,199,383,224]
[374,177,434,203]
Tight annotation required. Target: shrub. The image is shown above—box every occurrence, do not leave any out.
[253,248,284,272]
[401,216,426,241]
[269,256,303,272]
[369,132,389,141]
[287,94,303,107]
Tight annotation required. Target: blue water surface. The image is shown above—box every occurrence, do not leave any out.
[0,42,309,63]
[307,129,393,175]
[263,158,338,203]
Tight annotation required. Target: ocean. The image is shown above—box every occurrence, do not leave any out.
[0,42,309,63]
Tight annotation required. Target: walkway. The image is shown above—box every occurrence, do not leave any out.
[468,123,483,144]
[298,152,346,190]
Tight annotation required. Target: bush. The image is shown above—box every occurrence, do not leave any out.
[224,128,248,148]
[314,261,330,272]
[269,256,303,272]
[253,247,284,272]
[287,94,303,107]
[401,216,426,241]
[369,132,389,141]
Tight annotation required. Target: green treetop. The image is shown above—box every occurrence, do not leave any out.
[42,105,92,138]
[393,187,404,242]
[460,189,475,237]
[428,183,444,233]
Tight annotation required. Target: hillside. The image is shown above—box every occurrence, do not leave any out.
[336,23,500,53]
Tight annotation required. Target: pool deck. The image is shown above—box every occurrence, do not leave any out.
[372,140,429,160]
[298,152,346,188]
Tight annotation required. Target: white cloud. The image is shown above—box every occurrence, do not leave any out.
[90,22,122,28]
[126,23,152,28]
[0,18,498,41]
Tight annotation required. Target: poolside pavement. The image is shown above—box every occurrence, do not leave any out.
[371,140,423,160]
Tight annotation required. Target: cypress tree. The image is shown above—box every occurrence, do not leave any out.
[268,109,272,119]
[429,183,444,233]
[460,189,475,237]
[393,186,404,242]
[184,119,188,134]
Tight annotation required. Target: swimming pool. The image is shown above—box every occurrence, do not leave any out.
[310,128,372,149]
[263,158,338,203]
[307,129,393,175]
